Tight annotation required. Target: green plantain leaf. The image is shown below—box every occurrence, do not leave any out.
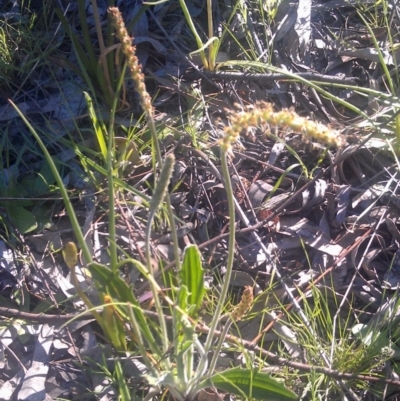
[88,261,160,355]
[7,205,37,234]
[177,284,189,317]
[102,297,127,352]
[34,160,57,195]
[180,245,205,315]
[206,367,297,401]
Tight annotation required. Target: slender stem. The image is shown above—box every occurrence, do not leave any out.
[147,117,181,271]
[207,0,214,70]
[107,65,125,272]
[127,303,154,370]
[202,149,236,356]
[144,155,175,364]
[91,0,113,101]
[396,114,400,155]
[178,0,208,69]
[9,101,104,327]
[9,101,92,265]
[208,318,233,374]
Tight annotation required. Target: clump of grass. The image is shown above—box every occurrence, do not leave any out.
[54,0,128,109]
[0,5,48,97]
[291,284,398,399]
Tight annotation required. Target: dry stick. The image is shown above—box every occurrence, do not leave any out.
[0,308,87,323]
[1,305,400,388]
[0,189,105,202]
[182,70,359,85]
[200,324,400,388]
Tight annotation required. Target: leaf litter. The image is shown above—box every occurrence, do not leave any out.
[1,0,400,399]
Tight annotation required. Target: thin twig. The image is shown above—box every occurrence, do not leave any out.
[183,70,359,85]
[1,306,400,388]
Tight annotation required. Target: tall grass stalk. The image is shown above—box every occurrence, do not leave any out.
[8,100,104,327]
[9,101,92,264]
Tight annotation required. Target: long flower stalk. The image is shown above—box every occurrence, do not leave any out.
[108,6,181,272]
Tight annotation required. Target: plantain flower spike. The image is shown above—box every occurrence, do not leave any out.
[225,102,346,148]
[108,7,153,117]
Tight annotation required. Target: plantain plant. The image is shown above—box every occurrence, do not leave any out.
[10,6,298,401]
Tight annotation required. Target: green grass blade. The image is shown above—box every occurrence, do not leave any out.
[178,0,208,68]
[396,114,400,154]
[9,100,92,265]
[74,151,151,204]
[114,360,131,401]
[218,61,372,121]
[77,0,97,69]
[84,92,108,161]
[357,11,395,95]
[145,154,175,361]
[175,284,190,384]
